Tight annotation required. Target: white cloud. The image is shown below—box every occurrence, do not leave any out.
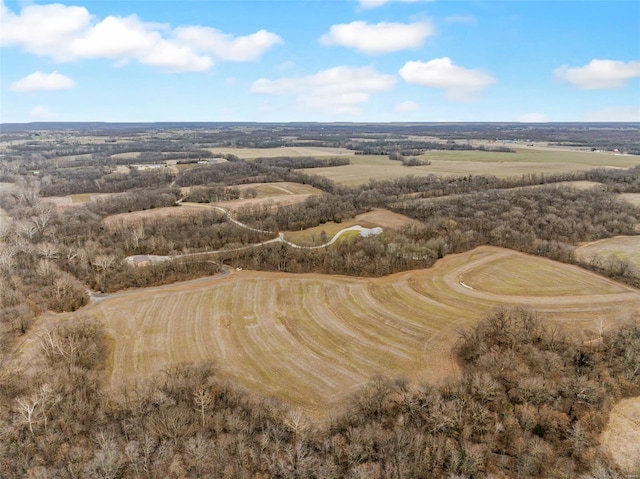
[10,71,76,92]
[399,57,495,101]
[0,1,280,72]
[358,0,428,9]
[30,106,58,119]
[395,100,419,112]
[519,113,549,123]
[583,106,640,122]
[251,66,396,114]
[173,26,282,62]
[321,21,434,54]
[0,1,92,57]
[554,59,640,89]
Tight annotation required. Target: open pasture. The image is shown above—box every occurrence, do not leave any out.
[43,246,640,419]
[576,236,640,270]
[303,148,640,185]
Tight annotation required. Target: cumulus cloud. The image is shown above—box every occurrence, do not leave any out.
[251,66,396,114]
[10,71,76,92]
[173,26,282,62]
[519,113,549,123]
[320,21,434,54]
[0,1,281,72]
[399,57,495,101]
[583,106,640,122]
[395,100,419,112]
[554,59,640,89]
[358,0,428,9]
[30,106,58,119]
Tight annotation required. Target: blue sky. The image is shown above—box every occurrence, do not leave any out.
[1,0,639,123]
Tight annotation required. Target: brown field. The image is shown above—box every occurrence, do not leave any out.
[44,192,117,208]
[355,208,423,229]
[110,152,141,159]
[576,236,640,270]
[303,148,640,185]
[237,182,322,197]
[103,204,220,229]
[33,246,640,419]
[620,193,640,206]
[185,182,322,213]
[542,180,604,190]
[601,396,640,472]
[209,146,354,159]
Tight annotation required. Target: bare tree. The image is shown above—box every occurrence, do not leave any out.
[15,394,39,435]
[193,387,213,427]
[130,222,145,249]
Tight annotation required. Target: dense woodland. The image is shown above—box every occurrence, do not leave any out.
[1,125,640,477]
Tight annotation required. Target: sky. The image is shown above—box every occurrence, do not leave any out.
[1,0,639,123]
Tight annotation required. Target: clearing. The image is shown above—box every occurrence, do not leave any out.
[282,209,419,246]
[576,236,640,270]
[31,246,640,419]
[600,396,640,473]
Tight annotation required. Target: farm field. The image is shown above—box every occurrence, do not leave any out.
[44,192,117,208]
[303,148,640,185]
[102,204,222,229]
[576,236,640,270]
[209,146,354,159]
[601,396,640,472]
[355,208,423,229]
[210,195,321,213]
[620,193,640,206]
[36,246,640,419]
[236,182,322,197]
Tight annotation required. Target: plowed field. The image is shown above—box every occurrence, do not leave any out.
[42,246,640,418]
